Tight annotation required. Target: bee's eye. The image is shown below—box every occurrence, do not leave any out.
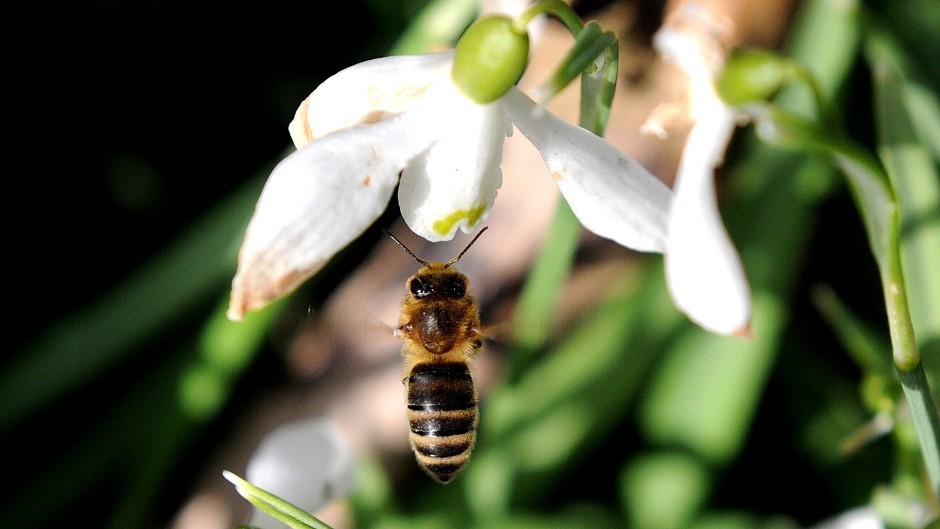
[441,277,466,299]
[410,278,431,298]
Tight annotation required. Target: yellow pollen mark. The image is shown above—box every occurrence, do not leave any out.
[367,85,381,106]
[433,205,487,236]
[365,84,431,111]
[394,84,430,102]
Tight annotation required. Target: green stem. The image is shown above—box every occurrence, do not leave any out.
[877,195,940,497]
[755,102,940,497]
[788,60,840,130]
[757,106,892,265]
[897,366,940,499]
[516,0,583,36]
[580,33,618,136]
[878,214,920,373]
[832,145,939,497]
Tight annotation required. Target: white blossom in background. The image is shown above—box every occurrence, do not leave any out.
[245,418,356,529]
[808,507,885,529]
[227,49,672,321]
[651,2,754,336]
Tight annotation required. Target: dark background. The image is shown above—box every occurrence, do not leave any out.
[14,2,401,341]
[9,3,414,528]
[5,1,938,528]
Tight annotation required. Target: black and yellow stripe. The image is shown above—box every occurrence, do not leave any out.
[406,362,478,483]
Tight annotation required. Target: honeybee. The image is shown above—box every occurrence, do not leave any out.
[385,227,488,484]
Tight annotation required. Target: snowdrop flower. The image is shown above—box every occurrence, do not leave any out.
[652,2,753,336]
[227,14,672,321]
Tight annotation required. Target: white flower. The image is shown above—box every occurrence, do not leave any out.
[227,50,672,320]
[652,3,753,336]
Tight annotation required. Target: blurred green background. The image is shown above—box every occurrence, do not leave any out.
[4,0,938,528]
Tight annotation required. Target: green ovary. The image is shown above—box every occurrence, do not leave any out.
[433,205,487,236]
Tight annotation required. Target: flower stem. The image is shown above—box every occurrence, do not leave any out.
[516,0,584,36]
[579,33,618,136]
[831,143,940,497]
[788,60,840,130]
[896,365,940,498]
[757,103,940,499]
[873,183,940,497]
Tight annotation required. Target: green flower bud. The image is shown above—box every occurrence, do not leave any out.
[452,15,530,104]
[716,48,794,106]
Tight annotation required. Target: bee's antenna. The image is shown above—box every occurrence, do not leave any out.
[445,226,488,268]
[384,229,432,268]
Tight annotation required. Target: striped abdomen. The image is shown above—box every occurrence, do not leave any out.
[406,362,478,483]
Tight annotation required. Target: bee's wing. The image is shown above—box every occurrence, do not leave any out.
[479,320,515,345]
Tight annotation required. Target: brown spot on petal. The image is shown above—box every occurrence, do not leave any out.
[288,98,314,148]
[551,171,564,182]
[363,175,372,186]
[274,267,311,295]
[227,262,314,321]
[360,109,389,125]
[732,323,755,340]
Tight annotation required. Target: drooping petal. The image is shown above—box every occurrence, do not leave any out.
[664,97,752,336]
[289,51,454,149]
[228,110,440,320]
[655,8,753,336]
[500,87,671,253]
[398,81,510,241]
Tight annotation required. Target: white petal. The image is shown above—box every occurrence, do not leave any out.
[228,111,438,320]
[289,51,454,148]
[654,10,753,336]
[398,82,510,241]
[664,101,752,336]
[500,87,671,253]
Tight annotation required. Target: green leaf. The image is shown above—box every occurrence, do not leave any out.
[224,471,334,529]
[578,28,618,135]
[779,0,860,111]
[508,198,581,367]
[811,284,891,377]
[639,293,784,465]
[621,452,711,529]
[905,83,940,162]
[470,266,685,514]
[750,105,895,270]
[538,22,615,104]
[716,48,795,105]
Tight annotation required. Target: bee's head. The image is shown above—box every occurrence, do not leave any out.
[408,267,468,300]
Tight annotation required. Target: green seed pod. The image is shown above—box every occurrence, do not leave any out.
[716,48,793,106]
[452,15,530,104]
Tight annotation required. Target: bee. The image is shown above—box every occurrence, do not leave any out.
[385,227,488,484]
